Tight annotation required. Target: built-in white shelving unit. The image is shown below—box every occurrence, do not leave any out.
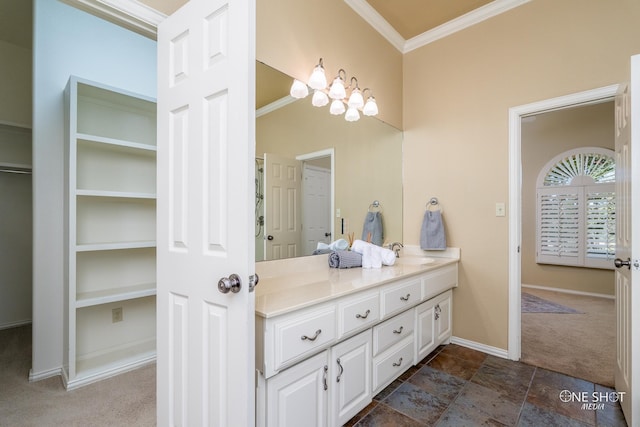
[64,76,157,389]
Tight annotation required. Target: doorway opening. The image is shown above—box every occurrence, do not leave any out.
[508,85,620,377]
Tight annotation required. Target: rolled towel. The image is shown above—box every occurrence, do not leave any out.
[351,240,396,266]
[328,250,363,269]
[420,210,446,250]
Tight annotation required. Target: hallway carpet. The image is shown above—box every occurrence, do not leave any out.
[521,287,615,388]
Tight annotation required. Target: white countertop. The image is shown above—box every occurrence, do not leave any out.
[255,248,459,318]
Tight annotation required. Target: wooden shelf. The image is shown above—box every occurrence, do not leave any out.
[76,189,156,199]
[77,133,156,152]
[76,283,156,308]
[76,241,156,252]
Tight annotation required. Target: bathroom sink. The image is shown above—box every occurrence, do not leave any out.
[398,257,435,266]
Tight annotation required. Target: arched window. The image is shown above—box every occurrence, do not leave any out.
[536,147,615,269]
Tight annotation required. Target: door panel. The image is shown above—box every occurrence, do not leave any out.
[615,54,640,424]
[302,164,331,255]
[264,153,301,260]
[157,0,255,425]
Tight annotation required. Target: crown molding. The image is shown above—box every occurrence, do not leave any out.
[61,0,166,39]
[345,0,531,54]
[404,0,531,53]
[343,0,406,52]
[256,96,298,118]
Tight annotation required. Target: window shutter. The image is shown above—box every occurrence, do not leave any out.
[537,187,583,266]
[585,184,615,268]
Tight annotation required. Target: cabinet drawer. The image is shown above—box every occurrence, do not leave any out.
[372,337,414,393]
[273,305,336,372]
[337,291,380,339]
[422,264,457,301]
[380,278,421,319]
[373,309,414,356]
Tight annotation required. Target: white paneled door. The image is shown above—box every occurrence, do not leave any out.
[156,0,255,426]
[264,153,301,260]
[614,54,640,425]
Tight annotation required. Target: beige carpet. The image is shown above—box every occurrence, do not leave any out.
[0,324,156,426]
[521,287,615,387]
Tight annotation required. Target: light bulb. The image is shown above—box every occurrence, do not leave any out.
[345,106,360,122]
[290,79,309,99]
[312,90,329,107]
[328,77,346,100]
[348,87,364,109]
[308,65,327,90]
[363,96,378,116]
[329,99,345,115]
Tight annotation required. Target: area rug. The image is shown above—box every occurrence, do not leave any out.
[521,292,581,313]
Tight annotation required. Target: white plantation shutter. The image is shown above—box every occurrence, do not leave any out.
[536,148,615,270]
[537,188,582,266]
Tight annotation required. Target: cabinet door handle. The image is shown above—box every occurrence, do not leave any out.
[435,304,441,320]
[400,293,411,301]
[392,357,403,367]
[336,358,344,383]
[323,365,328,391]
[301,329,322,341]
[356,309,371,319]
[392,326,404,334]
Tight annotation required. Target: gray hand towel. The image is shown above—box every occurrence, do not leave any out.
[420,210,446,250]
[328,250,362,269]
[362,211,384,246]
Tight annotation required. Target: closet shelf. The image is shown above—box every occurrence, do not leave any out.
[76,283,156,308]
[76,189,156,199]
[76,241,156,252]
[76,133,157,152]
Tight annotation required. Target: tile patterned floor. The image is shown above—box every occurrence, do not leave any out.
[345,344,627,426]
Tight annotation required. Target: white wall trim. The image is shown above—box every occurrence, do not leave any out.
[29,366,62,382]
[61,0,165,39]
[345,0,531,53]
[404,0,531,53]
[256,95,298,118]
[508,84,620,361]
[450,336,509,359]
[522,283,615,300]
[343,0,406,52]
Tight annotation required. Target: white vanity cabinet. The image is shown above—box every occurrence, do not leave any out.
[256,261,458,427]
[415,289,452,363]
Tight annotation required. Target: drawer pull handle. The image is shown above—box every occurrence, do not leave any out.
[393,357,403,367]
[400,293,411,301]
[336,358,344,383]
[393,326,404,334]
[323,365,328,390]
[301,329,322,341]
[356,309,371,319]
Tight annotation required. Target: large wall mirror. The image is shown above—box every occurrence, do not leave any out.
[255,61,403,261]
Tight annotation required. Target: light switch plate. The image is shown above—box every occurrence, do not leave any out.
[496,202,506,217]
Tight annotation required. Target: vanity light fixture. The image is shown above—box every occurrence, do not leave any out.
[289,57,379,122]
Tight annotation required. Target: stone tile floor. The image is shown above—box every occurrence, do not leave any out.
[345,344,627,426]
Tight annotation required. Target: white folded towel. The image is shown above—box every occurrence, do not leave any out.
[351,240,396,266]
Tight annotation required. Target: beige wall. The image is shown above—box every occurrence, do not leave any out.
[257,98,403,245]
[0,40,31,127]
[403,0,640,350]
[521,102,615,296]
[256,0,403,130]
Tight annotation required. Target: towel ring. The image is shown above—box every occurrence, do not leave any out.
[426,197,442,212]
[369,200,382,212]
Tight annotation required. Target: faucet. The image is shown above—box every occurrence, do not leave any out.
[389,242,403,258]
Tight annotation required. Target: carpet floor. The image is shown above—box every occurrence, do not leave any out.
[0,324,156,427]
[521,287,615,388]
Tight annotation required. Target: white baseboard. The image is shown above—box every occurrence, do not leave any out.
[522,283,615,300]
[29,366,63,382]
[450,336,510,360]
[0,319,32,331]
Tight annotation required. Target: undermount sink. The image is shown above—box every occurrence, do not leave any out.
[398,256,435,266]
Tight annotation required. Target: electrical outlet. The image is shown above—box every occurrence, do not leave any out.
[112,307,123,323]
